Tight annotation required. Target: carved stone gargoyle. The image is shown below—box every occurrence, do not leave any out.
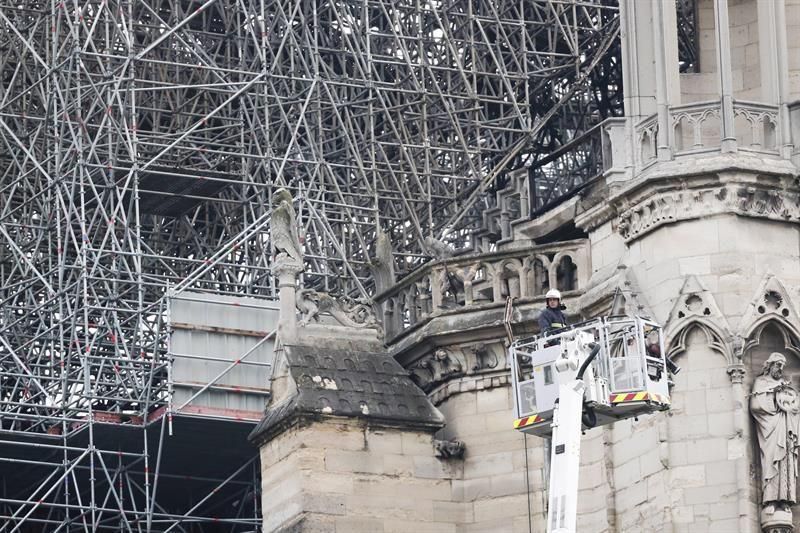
[433,438,465,459]
[296,288,381,333]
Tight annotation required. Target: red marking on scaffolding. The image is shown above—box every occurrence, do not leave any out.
[177,404,262,421]
[92,411,122,423]
[234,359,241,364]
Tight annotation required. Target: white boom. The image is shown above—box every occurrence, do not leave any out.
[510,317,675,533]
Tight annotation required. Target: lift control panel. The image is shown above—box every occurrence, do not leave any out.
[510,316,672,437]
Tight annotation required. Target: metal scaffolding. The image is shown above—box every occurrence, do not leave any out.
[0,0,623,530]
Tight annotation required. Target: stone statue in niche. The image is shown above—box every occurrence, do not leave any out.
[271,188,303,264]
[750,352,800,531]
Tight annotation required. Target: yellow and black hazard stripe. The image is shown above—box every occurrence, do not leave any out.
[610,392,670,405]
[514,415,544,429]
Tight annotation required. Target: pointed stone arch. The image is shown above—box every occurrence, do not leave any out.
[667,322,732,363]
[610,268,653,318]
[743,320,800,361]
[664,275,734,363]
[737,274,800,346]
[576,265,653,320]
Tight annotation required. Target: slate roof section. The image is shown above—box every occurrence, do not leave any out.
[249,345,445,445]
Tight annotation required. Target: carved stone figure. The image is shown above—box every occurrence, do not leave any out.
[368,228,395,293]
[295,289,380,331]
[424,236,454,260]
[750,352,800,528]
[433,439,465,459]
[270,188,303,264]
[296,288,320,326]
[408,348,466,392]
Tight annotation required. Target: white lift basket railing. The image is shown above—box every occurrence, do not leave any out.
[509,316,674,533]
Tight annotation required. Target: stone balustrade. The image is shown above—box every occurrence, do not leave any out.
[605,100,785,178]
[374,239,590,342]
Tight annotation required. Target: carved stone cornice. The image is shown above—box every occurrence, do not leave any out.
[617,183,800,243]
[407,341,510,404]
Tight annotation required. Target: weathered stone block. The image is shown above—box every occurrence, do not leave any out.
[614,481,648,511]
[414,455,457,479]
[682,483,737,505]
[384,520,456,533]
[488,472,527,498]
[463,451,514,479]
[334,516,385,532]
[383,453,415,476]
[366,429,403,454]
[402,432,434,455]
[669,464,706,489]
[686,438,728,465]
[476,386,510,413]
[344,493,434,521]
[432,500,471,523]
[303,492,347,516]
[325,449,384,475]
[302,471,354,495]
[473,494,529,522]
[461,478,491,502]
[707,412,735,437]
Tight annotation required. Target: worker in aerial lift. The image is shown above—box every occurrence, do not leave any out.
[538,288,568,335]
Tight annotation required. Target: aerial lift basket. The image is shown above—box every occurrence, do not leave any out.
[510,316,673,437]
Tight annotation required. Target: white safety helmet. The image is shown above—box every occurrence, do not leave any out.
[545,289,561,301]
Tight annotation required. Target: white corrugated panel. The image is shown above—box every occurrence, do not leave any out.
[169,291,279,415]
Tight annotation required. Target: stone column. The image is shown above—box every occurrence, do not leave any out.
[619,0,680,164]
[757,0,793,158]
[273,256,303,345]
[714,0,737,153]
[652,0,679,161]
[727,363,756,533]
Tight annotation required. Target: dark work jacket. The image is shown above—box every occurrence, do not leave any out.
[538,306,568,334]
